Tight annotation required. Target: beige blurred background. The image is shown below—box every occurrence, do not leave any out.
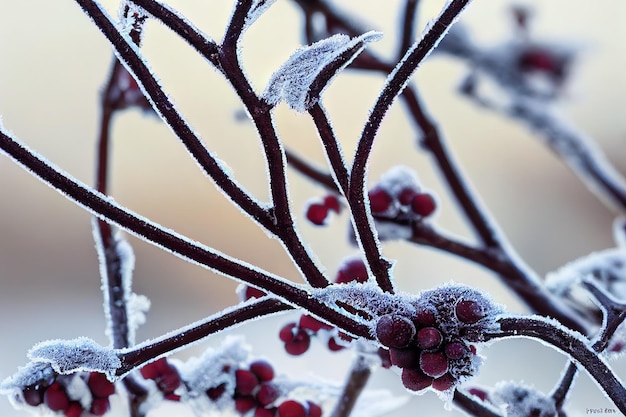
[0,1,625,416]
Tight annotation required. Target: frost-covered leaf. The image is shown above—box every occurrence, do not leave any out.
[263,31,382,112]
[0,361,55,394]
[27,337,120,379]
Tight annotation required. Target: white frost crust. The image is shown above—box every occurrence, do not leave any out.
[262,32,382,112]
[491,381,556,417]
[27,337,121,380]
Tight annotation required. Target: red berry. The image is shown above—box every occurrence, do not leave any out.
[398,187,418,206]
[377,347,392,368]
[323,195,341,213]
[164,393,181,401]
[518,48,557,72]
[307,401,323,417]
[376,314,416,348]
[327,337,345,351]
[140,357,169,380]
[285,337,311,356]
[255,407,276,417]
[44,382,69,412]
[299,314,332,332]
[368,188,393,214]
[410,193,436,217]
[467,387,489,402]
[414,308,436,327]
[416,327,443,350]
[282,325,311,356]
[236,370,260,396]
[235,396,257,414]
[389,347,419,368]
[206,384,226,401]
[306,203,329,226]
[335,258,368,284]
[22,385,44,407]
[157,366,181,394]
[278,400,307,417]
[432,373,456,391]
[420,351,449,378]
[401,368,433,392]
[250,360,275,382]
[245,286,267,300]
[279,323,298,343]
[64,401,83,417]
[88,372,116,398]
[444,342,466,360]
[256,382,280,406]
[90,397,110,416]
[455,300,485,324]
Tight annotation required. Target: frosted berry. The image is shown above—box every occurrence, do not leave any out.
[236,370,260,396]
[416,327,443,350]
[235,396,257,414]
[432,373,456,391]
[420,351,449,378]
[255,407,276,417]
[410,193,436,217]
[335,258,368,284]
[22,385,44,407]
[389,347,419,368]
[44,382,69,412]
[88,372,115,398]
[90,397,110,416]
[398,187,418,206]
[376,314,416,348]
[444,342,466,360]
[256,382,280,406]
[368,188,393,214]
[306,203,329,226]
[323,195,341,213]
[455,300,485,324]
[414,308,436,327]
[250,360,275,382]
[307,401,323,417]
[401,368,433,392]
[278,400,307,417]
[65,402,83,417]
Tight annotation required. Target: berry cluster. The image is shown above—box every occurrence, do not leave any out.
[367,167,437,221]
[305,194,341,226]
[376,285,500,394]
[21,371,116,417]
[203,360,323,417]
[140,357,182,401]
[278,256,367,355]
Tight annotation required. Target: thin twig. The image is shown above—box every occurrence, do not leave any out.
[330,355,372,417]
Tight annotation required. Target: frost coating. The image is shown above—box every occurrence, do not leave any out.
[491,381,556,417]
[27,338,121,379]
[0,362,55,394]
[263,32,382,112]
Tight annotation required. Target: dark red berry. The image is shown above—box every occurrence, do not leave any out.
[157,368,181,394]
[299,314,332,332]
[307,401,323,417]
[164,392,181,401]
[88,372,116,398]
[323,195,341,213]
[64,401,83,417]
[398,187,418,206]
[206,384,226,401]
[140,357,168,380]
[420,351,449,378]
[467,387,489,402]
[518,48,557,72]
[414,308,436,327]
[255,407,276,417]
[44,382,69,412]
[377,347,392,368]
[416,327,443,350]
[256,382,280,406]
[410,193,436,217]
[389,347,419,368]
[455,300,485,324]
[278,400,307,417]
[306,203,329,226]
[335,258,368,284]
[327,337,345,351]
[90,397,110,416]
[250,360,275,382]
[401,368,433,392]
[432,373,456,391]
[368,188,393,214]
[279,323,298,343]
[245,286,267,300]
[285,336,311,355]
[235,396,257,414]
[376,314,416,348]
[444,342,466,360]
[236,370,260,396]
[22,385,44,407]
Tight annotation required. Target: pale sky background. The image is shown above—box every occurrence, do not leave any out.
[0,1,625,416]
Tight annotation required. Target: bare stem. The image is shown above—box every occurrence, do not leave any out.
[330,355,372,417]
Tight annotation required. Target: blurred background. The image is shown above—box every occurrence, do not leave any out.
[0,1,625,416]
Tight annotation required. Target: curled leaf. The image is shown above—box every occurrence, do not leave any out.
[263,31,382,112]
